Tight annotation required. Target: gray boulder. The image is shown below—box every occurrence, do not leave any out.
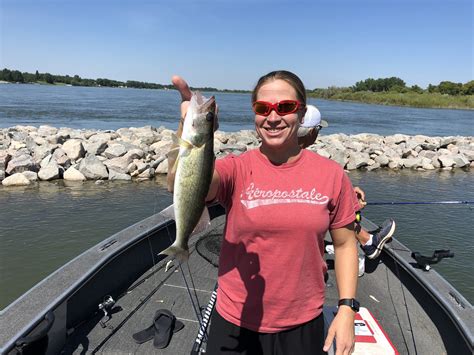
[84,140,108,156]
[402,157,422,169]
[52,148,71,168]
[374,155,390,166]
[124,148,145,161]
[62,139,85,161]
[155,159,169,174]
[33,145,54,163]
[0,151,11,171]
[103,144,127,159]
[108,169,132,181]
[38,163,61,181]
[346,152,370,170]
[452,154,470,168]
[438,155,455,168]
[5,154,38,174]
[23,171,38,181]
[63,166,86,181]
[47,133,70,145]
[103,156,131,174]
[78,155,108,180]
[37,125,58,137]
[439,137,457,148]
[2,173,31,186]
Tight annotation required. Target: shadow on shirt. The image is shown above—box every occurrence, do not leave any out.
[218,238,265,352]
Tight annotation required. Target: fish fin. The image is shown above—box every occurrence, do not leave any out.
[166,145,180,160]
[160,204,175,220]
[191,207,211,236]
[171,133,195,150]
[170,154,180,175]
[159,243,189,261]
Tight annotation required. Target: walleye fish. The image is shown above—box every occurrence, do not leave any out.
[160,92,216,260]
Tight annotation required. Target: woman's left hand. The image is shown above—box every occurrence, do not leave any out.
[323,306,355,354]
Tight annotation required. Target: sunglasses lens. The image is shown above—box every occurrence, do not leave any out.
[278,101,298,114]
[253,102,270,115]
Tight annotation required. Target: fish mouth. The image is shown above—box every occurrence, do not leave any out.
[194,92,216,113]
[201,95,216,113]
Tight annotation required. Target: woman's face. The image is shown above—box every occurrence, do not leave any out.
[254,79,304,151]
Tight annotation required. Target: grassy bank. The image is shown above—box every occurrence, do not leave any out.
[309,91,474,110]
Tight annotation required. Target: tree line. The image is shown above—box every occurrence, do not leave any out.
[312,76,474,98]
[2,68,472,97]
[0,68,244,92]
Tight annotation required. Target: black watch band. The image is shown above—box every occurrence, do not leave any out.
[338,298,360,312]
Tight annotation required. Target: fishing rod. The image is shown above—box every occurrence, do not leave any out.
[366,200,474,206]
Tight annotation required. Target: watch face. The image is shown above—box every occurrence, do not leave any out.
[339,298,360,312]
[352,299,360,311]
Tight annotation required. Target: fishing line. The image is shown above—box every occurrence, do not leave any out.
[178,261,205,326]
[393,260,419,354]
[186,261,205,320]
[385,266,412,354]
[367,200,474,206]
[163,222,204,328]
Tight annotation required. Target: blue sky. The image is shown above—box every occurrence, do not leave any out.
[1,0,472,90]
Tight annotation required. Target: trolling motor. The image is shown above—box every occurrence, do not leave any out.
[411,249,454,271]
[98,295,116,328]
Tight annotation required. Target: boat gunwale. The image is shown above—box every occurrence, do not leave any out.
[382,236,474,349]
[0,209,176,353]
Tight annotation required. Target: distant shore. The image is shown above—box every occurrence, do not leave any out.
[1,125,473,186]
[309,91,474,110]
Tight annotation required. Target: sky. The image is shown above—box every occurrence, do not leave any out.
[0,0,472,90]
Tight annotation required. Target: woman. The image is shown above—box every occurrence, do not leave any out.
[170,71,358,355]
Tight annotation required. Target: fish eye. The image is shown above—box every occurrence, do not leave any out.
[206,112,214,122]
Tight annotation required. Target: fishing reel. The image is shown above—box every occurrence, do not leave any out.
[411,249,454,271]
[98,295,116,328]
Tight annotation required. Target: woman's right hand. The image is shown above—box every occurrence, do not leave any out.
[167,76,192,192]
[172,75,192,123]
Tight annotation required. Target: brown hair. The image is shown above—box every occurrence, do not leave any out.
[251,70,307,105]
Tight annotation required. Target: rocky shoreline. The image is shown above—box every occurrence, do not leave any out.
[1,125,473,186]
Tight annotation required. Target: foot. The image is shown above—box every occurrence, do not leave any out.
[361,219,396,259]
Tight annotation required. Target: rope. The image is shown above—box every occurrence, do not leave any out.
[367,200,474,206]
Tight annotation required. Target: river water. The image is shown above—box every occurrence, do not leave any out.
[0,84,473,309]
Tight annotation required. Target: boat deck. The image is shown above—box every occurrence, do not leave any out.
[65,215,458,354]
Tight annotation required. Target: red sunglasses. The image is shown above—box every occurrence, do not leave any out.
[252,100,303,117]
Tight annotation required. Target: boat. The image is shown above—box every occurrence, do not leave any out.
[0,203,473,354]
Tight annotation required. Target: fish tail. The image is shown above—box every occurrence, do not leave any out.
[159,243,189,261]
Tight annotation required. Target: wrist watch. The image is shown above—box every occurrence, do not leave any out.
[338,298,360,312]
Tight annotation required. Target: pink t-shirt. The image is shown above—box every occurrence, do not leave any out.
[214,148,357,333]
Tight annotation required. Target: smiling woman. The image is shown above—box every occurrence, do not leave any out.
[252,72,307,165]
[169,71,360,354]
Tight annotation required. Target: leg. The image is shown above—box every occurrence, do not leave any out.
[274,313,326,355]
[360,219,396,259]
[206,310,263,355]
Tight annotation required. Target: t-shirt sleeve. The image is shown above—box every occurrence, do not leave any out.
[329,171,358,230]
[214,154,237,207]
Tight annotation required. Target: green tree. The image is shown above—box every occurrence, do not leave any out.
[410,85,423,94]
[0,68,13,81]
[438,81,462,95]
[11,70,24,82]
[44,73,54,84]
[35,70,40,81]
[427,84,438,93]
[462,81,474,95]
